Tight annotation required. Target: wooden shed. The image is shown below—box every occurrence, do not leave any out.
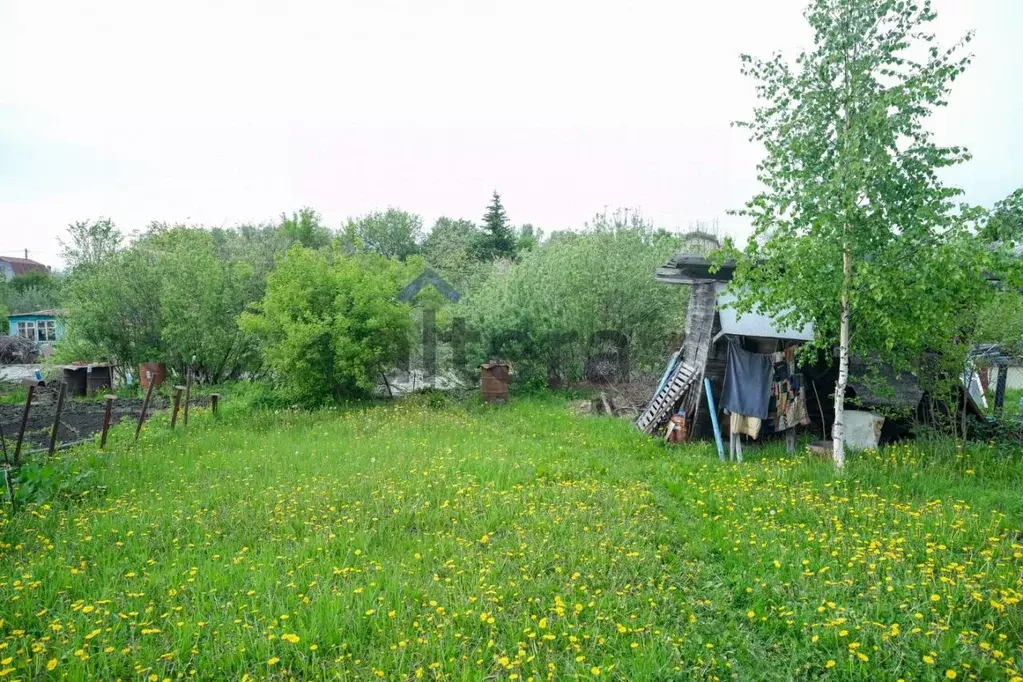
[636,253,983,445]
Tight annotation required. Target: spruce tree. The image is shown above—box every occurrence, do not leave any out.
[479,191,516,260]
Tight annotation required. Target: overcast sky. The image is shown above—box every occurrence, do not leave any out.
[1,0,1020,267]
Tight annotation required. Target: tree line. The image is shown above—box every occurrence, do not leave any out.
[6,193,704,404]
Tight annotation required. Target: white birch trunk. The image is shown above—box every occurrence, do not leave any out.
[832,245,852,469]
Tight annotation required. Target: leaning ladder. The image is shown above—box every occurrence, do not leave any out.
[636,361,699,434]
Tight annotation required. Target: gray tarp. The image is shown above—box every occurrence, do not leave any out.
[721,343,773,419]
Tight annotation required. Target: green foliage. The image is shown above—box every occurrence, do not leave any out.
[58,218,122,274]
[277,207,333,250]
[515,223,542,253]
[722,0,996,459]
[421,217,489,290]
[239,246,411,404]
[1,270,61,315]
[982,187,1023,243]
[59,225,266,381]
[60,247,162,367]
[5,285,59,315]
[148,227,261,382]
[341,208,423,261]
[465,209,687,385]
[476,191,516,261]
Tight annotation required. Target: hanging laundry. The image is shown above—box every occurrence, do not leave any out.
[730,412,762,439]
[721,342,773,419]
[774,373,810,431]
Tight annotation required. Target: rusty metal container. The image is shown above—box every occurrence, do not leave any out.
[139,362,167,391]
[480,362,510,403]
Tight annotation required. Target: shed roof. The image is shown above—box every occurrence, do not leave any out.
[656,253,735,284]
[8,308,68,319]
[0,256,49,277]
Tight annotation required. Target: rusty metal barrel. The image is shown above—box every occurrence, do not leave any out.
[480,362,510,403]
[139,362,167,391]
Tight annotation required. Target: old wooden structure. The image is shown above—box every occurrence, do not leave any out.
[637,253,985,447]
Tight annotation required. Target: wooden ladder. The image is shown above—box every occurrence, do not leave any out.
[636,361,698,434]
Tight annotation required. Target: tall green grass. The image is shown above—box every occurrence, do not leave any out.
[0,396,1020,680]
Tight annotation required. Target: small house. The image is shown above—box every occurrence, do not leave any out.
[8,309,67,351]
[0,256,49,281]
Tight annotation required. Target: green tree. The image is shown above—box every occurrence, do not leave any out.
[724,0,979,467]
[59,225,268,381]
[341,208,423,261]
[58,218,122,273]
[982,187,1023,243]
[278,207,333,250]
[477,191,516,261]
[466,211,687,386]
[240,246,411,403]
[421,217,485,289]
[60,247,162,369]
[515,223,542,253]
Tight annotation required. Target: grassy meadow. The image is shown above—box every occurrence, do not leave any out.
[0,396,1021,680]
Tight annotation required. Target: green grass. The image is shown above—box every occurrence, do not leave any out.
[0,396,1021,680]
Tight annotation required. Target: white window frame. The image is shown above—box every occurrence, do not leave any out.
[16,321,37,342]
[38,320,56,342]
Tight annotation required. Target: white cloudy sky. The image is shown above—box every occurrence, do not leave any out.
[1,0,1020,267]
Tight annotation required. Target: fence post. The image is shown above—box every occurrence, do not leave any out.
[170,386,184,428]
[994,363,1008,420]
[100,395,116,448]
[13,384,35,467]
[47,382,68,457]
[210,393,220,417]
[183,368,193,427]
[135,374,156,442]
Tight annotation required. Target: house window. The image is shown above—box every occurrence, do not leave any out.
[38,320,56,342]
[16,321,37,341]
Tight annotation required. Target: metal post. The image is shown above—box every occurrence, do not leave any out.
[135,376,156,441]
[994,363,1008,420]
[183,368,193,427]
[210,393,220,416]
[170,386,184,428]
[13,384,35,467]
[703,378,725,461]
[100,395,115,448]
[47,382,68,457]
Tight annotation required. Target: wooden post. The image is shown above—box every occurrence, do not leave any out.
[13,384,35,467]
[210,393,220,416]
[47,382,68,457]
[786,428,796,455]
[183,368,193,427]
[135,377,155,441]
[170,386,184,429]
[100,395,115,448]
[994,364,1008,420]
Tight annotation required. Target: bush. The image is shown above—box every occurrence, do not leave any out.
[240,246,412,404]
[464,211,690,386]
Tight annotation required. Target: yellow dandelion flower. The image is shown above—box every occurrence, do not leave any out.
[945,671,957,680]
[825,660,835,669]
[47,659,57,671]
[591,667,600,676]
[282,633,300,644]
[267,657,280,666]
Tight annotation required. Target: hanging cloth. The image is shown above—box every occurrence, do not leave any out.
[721,342,774,420]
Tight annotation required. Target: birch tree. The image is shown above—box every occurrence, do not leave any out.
[725,0,974,468]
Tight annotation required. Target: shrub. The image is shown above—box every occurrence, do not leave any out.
[240,246,411,404]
